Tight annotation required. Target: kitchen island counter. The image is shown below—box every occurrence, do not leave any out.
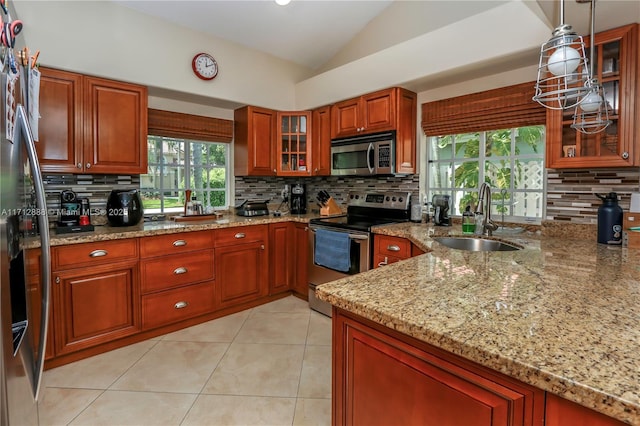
[316,222,640,425]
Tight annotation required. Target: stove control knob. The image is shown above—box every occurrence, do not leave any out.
[399,197,403,202]
[386,196,390,201]
[355,195,360,199]
[350,194,354,199]
[392,197,397,202]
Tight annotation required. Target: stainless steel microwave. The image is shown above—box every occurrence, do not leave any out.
[331,131,395,176]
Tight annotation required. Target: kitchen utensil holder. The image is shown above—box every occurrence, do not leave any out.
[320,197,342,216]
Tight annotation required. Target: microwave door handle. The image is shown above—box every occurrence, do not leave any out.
[367,143,375,174]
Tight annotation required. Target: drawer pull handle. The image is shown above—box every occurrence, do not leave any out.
[173,240,187,247]
[387,245,401,252]
[89,249,108,258]
[173,267,187,275]
[174,301,189,309]
[234,232,246,239]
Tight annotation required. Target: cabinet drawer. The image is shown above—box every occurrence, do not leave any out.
[140,249,214,293]
[215,225,267,247]
[53,239,138,270]
[139,231,214,258]
[375,235,411,258]
[142,281,215,330]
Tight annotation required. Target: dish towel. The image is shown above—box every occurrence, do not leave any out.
[314,229,351,272]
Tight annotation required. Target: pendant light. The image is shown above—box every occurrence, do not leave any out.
[571,0,611,134]
[533,0,591,110]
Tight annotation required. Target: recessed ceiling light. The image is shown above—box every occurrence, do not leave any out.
[275,0,291,5]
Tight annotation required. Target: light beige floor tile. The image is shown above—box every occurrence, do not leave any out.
[44,340,157,389]
[38,387,103,426]
[203,342,304,397]
[68,390,196,426]
[293,398,332,426]
[307,311,332,346]
[162,310,250,342]
[182,394,296,426]
[235,312,310,344]
[252,295,311,314]
[110,341,228,393]
[298,345,332,398]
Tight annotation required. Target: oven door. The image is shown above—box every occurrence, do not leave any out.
[307,224,370,316]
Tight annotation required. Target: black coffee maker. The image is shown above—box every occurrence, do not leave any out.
[432,194,451,226]
[58,190,82,226]
[289,183,307,214]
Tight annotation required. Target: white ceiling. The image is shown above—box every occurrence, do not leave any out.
[113,0,639,75]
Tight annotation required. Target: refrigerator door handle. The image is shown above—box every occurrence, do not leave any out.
[17,105,51,401]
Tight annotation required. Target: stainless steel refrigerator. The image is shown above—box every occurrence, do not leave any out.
[0,28,51,426]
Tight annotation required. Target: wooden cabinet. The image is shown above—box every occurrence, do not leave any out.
[269,222,292,295]
[37,67,148,174]
[25,249,54,360]
[292,222,309,297]
[311,105,332,176]
[331,87,417,173]
[52,239,140,356]
[545,394,626,426]
[276,111,312,176]
[546,24,638,168]
[214,225,269,308]
[334,309,545,426]
[139,231,215,330]
[234,105,277,176]
[373,234,424,268]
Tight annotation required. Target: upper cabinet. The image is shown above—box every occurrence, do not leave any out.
[331,87,417,174]
[546,24,638,168]
[38,68,148,174]
[276,111,312,176]
[234,105,277,176]
[311,105,331,176]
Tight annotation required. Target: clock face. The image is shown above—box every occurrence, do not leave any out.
[192,53,218,80]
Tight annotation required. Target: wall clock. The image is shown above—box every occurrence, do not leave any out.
[192,52,218,81]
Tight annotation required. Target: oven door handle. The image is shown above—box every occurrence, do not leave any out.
[309,228,369,241]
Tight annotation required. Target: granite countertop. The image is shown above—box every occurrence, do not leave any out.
[316,222,640,425]
[30,212,321,248]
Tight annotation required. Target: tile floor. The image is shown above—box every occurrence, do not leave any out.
[38,296,332,426]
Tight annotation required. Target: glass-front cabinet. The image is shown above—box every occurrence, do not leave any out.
[277,111,312,176]
[546,24,638,168]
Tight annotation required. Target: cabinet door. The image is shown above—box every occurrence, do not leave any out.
[53,260,140,356]
[331,97,361,139]
[269,223,291,295]
[334,311,543,426]
[215,241,268,309]
[276,111,312,176]
[545,394,626,426]
[83,77,148,174]
[395,88,418,174]
[546,24,638,168]
[292,223,309,297]
[234,106,276,176]
[37,68,83,173]
[312,105,332,175]
[361,89,396,134]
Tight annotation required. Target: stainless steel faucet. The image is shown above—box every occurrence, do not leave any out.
[476,182,498,236]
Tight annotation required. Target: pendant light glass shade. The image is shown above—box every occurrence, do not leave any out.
[533,0,591,110]
[571,0,611,134]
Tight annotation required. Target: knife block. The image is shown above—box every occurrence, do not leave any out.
[320,197,342,216]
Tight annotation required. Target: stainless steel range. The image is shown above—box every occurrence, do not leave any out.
[308,190,411,316]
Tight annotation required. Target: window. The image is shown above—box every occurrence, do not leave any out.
[141,136,229,213]
[426,125,545,221]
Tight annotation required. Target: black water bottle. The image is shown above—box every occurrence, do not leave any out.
[595,192,623,245]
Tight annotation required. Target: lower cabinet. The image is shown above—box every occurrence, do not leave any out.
[215,225,269,309]
[545,394,626,426]
[373,234,423,268]
[53,260,140,356]
[334,309,544,426]
[269,222,292,295]
[142,281,215,330]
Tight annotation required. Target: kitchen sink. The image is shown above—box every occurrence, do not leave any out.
[432,236,522,252]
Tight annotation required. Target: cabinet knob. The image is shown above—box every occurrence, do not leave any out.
[172,240,187,247]
[234,233,246,239]
[622,151,630,159]
[89,249,108,258]
[76,163,82,169]
[55,276,60,284]
[387,245,401,252]
[86,163,91,169]
[174,301,189,309]
[173,267,187,275]
[261,244,265,250]
[273,169,277,173]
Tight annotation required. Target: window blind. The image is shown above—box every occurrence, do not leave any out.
[421,81,546,136]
